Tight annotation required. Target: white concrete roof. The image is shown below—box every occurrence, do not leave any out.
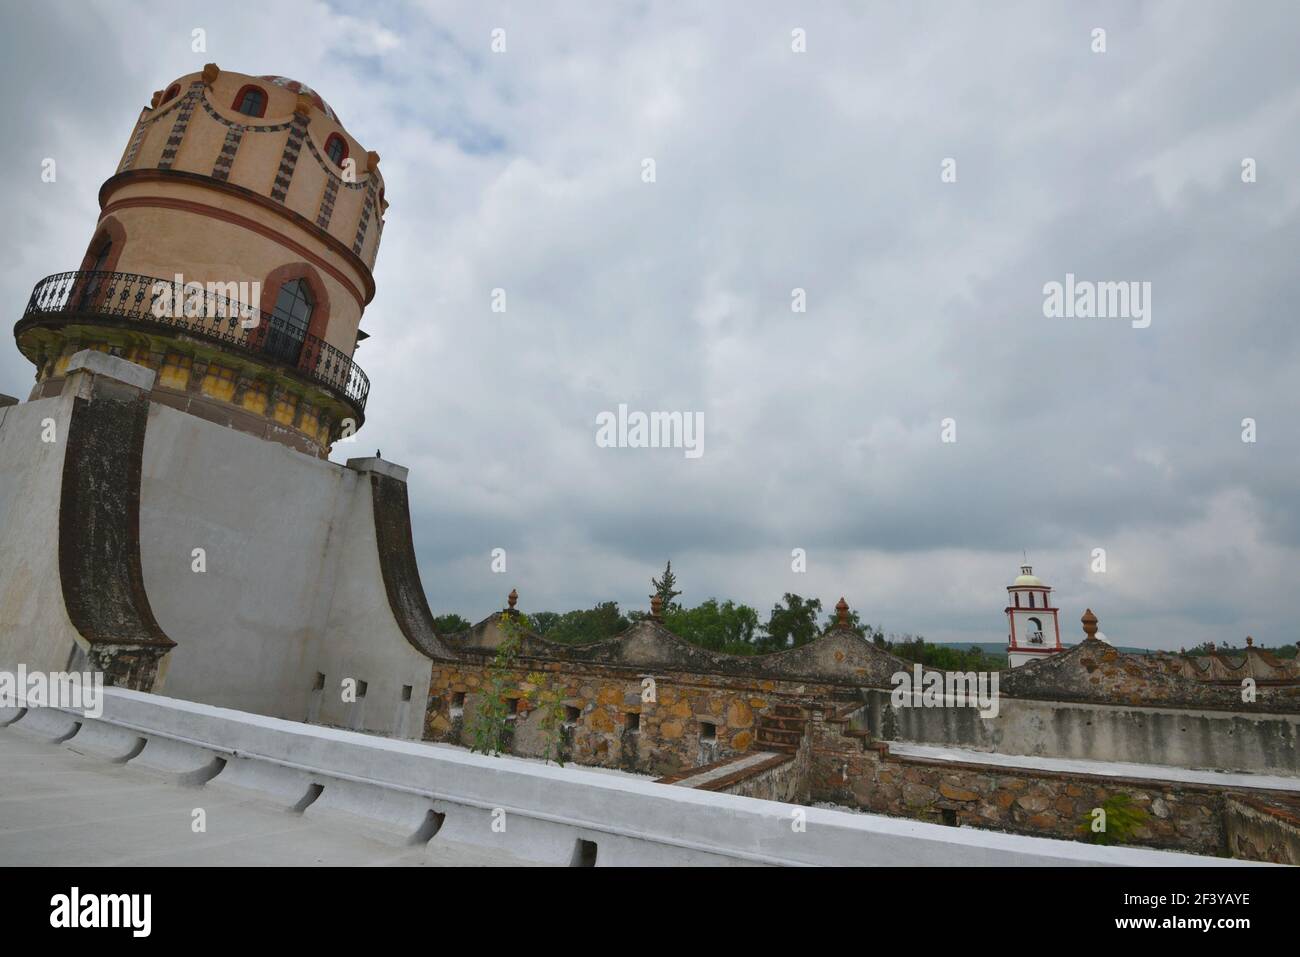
[0,691,1259,867]
[0,727,535,866]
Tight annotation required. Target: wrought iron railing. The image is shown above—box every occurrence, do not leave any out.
[18,270,369,413]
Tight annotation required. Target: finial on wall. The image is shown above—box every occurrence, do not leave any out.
[836,596,849,629]
[650,594,663,620]
[1081,608,1098,639]
[202,63,220,87]
[507,588,518,610]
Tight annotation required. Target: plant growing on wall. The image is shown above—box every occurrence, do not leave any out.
[467,610,568,766]
[1077,792,1148,845]
[467,611,528,758]
[524,669,569,767]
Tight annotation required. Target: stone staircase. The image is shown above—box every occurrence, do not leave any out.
[755,702,808,754]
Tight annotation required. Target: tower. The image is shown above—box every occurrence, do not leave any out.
[1005,563,1062,668]
[0,67,438,729]
[14,64,386,458]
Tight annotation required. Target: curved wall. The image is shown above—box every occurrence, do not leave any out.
[137,395,433,735]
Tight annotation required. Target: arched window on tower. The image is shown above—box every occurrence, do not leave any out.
[264,278,314,364]
[79,237,114,306]
[324,133,348,167]
[162,84,181,104]
[232,85,267,118]
[1014,593,1020,608]
[1027,617,1044,645]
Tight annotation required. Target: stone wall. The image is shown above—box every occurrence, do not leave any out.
[721,748,809,803]
[425,657,838,777]
[1001,638,1300,712]
[1224,797,1300,865]
[808,707,1300,858]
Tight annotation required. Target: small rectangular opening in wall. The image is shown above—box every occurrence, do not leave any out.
[564,706,581,725]
[401,684,413,702]
[570,838,598,867]
[624,712,640,733]
[506,697,519,721]
[450,692,465,717]
[313,672,326,691]
[700,721,717,742]
[356,680,368,698]
[941,808,958,827]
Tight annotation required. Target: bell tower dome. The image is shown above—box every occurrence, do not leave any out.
[1005,563,1063,668]
[14,64,387,457]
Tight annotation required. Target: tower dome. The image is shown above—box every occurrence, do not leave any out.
[14,64,388,457]
[1013,564,1044,587]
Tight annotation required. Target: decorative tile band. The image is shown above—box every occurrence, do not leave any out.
[211,126,243,182]
[352,179,377,255]
[118,123,148,173]
[316,174,340,229]
[157,82,203,171]
[302,134,370,190]
[270,112,310,203]
[198,92,293,133]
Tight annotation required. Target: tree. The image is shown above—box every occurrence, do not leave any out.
[433,613,471,635]
[762,594,823,651]
[821,606,882,641]
[664,599,762,655]
[536,602,629,645]
[651,561,683,612]
[530,611,561,636]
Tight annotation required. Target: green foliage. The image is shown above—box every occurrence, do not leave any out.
[467,612,527,759]
[760,594,823,651]
[1078,793,1148,845]
[663,598,761,655]
[822,607,883,641]
[1188,640,1298,659]
[523,668,569,767]
[650,561,683,612]
[432,613,471,635]
[465,612,568,766]
[885,634,1006,671]
[533,601,629,645]
[529,611,561,635]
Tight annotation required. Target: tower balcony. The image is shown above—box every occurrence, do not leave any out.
[14,270,369,455]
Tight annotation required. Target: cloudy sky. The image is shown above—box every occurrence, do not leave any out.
[3,1,1299,649]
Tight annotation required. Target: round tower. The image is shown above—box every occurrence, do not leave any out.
[14,64,387,457]
[1005,563,1063,668]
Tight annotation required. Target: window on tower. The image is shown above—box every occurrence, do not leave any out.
[79,238,114,306]
[232,85,268,118]
[263,278,313,364]
[161,84,181,105]
[324,133,348,167]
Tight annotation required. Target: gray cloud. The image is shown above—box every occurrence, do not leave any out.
[3,0,1298,650]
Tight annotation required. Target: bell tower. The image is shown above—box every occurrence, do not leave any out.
[13,64,387,458]
[1005,563,1063,668]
